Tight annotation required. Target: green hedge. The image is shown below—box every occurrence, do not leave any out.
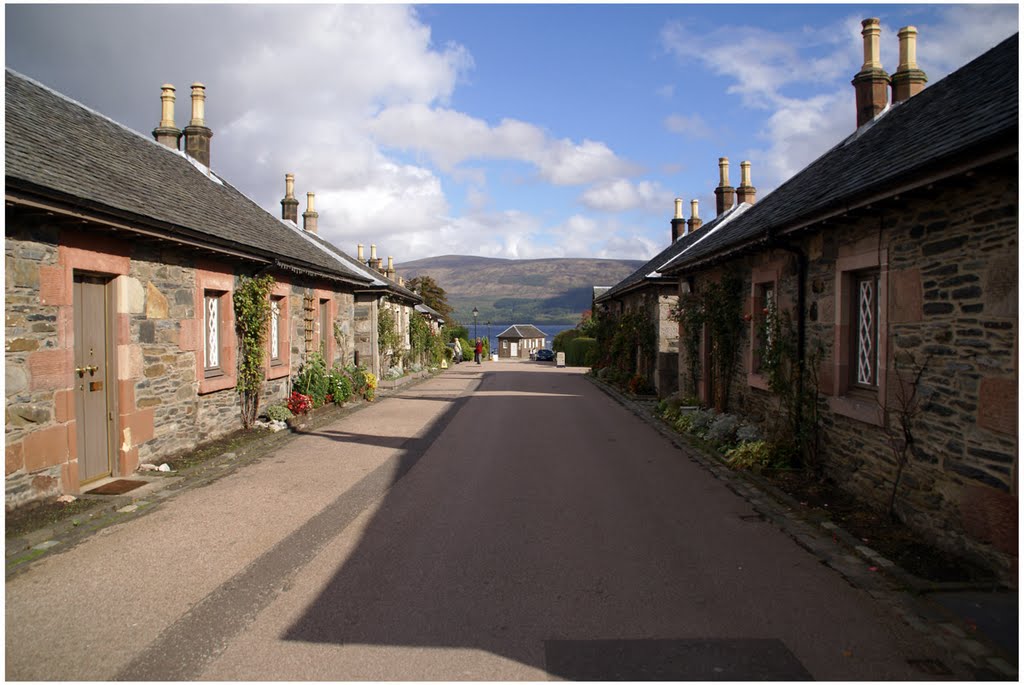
[565,337,598,367]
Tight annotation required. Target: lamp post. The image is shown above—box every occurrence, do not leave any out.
[486,321,490,355]
[472,306,479,341]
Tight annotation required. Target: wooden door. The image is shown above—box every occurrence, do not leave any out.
[73,275,113,483]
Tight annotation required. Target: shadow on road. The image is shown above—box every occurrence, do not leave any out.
[278,368,813,680]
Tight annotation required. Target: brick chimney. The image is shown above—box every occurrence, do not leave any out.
[671,198,687,241]
[183,82,213,167]
[891,26,927,103]
[736,161,756,205]
[281,173,299,223]
[386,256,395,279]
[357,244,364,262]
[302,192,318,234]
[714,157,735,216]
[687,199,702,234]
[152,84,181,150]
[852,18,890,128]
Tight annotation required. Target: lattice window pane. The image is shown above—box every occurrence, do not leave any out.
[205,294,219,369]
[856,277,877,386]
[270,299,280,360]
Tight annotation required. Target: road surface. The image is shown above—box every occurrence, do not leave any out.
[6,362,966,679]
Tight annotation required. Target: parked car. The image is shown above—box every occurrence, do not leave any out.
[535,348,555,362]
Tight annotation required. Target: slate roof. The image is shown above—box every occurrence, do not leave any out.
[596,203,751,303]
[302,231,422,303]
[5,69,371,285]
[415,303,443,320]
[496,324,547,340]
[660,33,1019,275]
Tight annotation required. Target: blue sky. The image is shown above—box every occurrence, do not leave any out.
[4,3,1018,263]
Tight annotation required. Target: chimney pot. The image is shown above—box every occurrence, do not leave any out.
[852,18,891,128]
[736,160,757,205]
[714,157,735,216]
[182,81,212,167]
[370,244,377,262]
[671,198,687,241]
[280,173,299,222]
[152,84,181,150]
[357,244,364,261]
[189,82,206,126]
[891,25,927,103]
[302,192,319,234]
[687,199,703,233]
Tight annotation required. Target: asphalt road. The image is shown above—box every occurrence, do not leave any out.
[6,362,967,680]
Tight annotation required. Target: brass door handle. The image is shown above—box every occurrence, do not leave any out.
[76,367,85,378]
[86,365,98,375]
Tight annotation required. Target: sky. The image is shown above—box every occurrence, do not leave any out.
[4,3,1018,263]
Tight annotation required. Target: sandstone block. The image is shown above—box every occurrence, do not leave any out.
[27,348,72,391]
[6,441,24,476]
[39,266,69,306]
[146,282,169,319]
[977,377,1017,436]
[22,424,69,472]
[117,276,145,315]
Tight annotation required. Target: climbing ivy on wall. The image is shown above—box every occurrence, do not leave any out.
[234,274,275,429]
[377,299,402,371]
[669,271,745,412]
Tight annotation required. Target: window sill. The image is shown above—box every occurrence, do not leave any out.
[267,363,289,381]
[199,374,236,395]
[828,394,884,426]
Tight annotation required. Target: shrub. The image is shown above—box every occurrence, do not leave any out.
[552,328,581,353]
[294,352,329,407]
[674,413,694,434]
[725,440,773,470]
[287,391,312,415]
[706,413,740,446]
[688,408,716,436]
[566,337,598,367]
[265,404,293,422]
[385,367,403,380]
[327,368,353,405]
[346,365,377,401]
[736,423,762,444]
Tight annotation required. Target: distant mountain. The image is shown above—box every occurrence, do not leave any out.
[396,255,644,325]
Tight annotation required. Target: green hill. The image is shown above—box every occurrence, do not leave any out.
[396,255,643,325]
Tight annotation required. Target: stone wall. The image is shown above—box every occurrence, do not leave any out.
[5,217,361,509]
[677,160,1018,575]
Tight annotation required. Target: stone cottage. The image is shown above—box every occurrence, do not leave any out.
[4,72,402,507]
[596,163,757,397]
[658,26,1018,577]
[496,325,548,359]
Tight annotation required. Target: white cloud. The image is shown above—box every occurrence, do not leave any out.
[368,104,638,185]
[580,179,674,213]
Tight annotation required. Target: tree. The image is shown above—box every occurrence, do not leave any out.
[407,275,454,323]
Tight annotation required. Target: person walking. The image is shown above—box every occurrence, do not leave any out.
[474,338,483,365]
